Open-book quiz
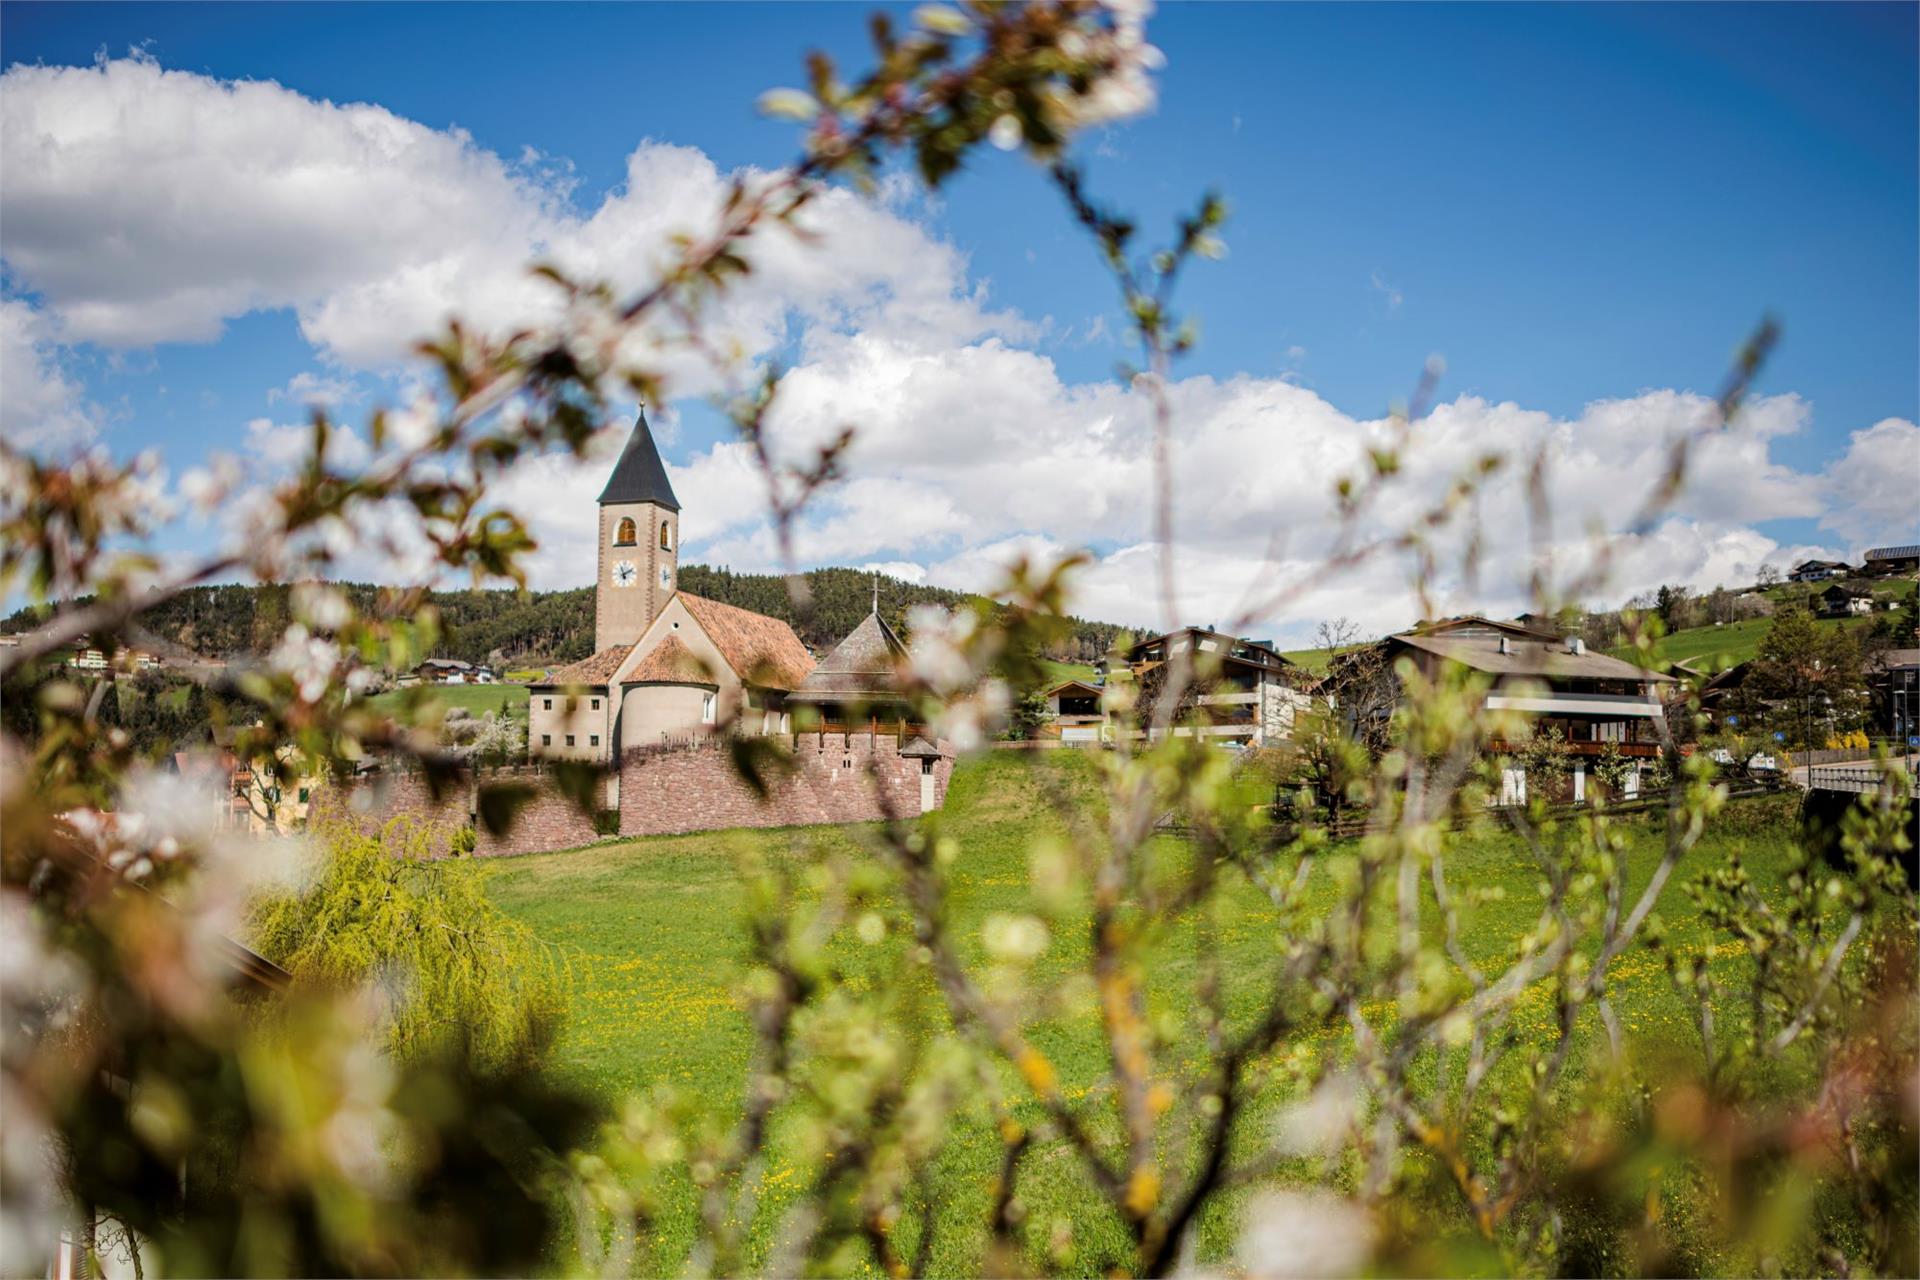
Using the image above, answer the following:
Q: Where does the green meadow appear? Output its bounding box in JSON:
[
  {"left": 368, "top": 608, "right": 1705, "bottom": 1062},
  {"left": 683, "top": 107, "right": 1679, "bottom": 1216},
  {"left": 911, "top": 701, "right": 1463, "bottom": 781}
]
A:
[
  {"left": 365, "top": 682, "right": 531, "bottom": 723},
  {"left": 480, "top": 752, "right": 1832, "bottom": 1273}
]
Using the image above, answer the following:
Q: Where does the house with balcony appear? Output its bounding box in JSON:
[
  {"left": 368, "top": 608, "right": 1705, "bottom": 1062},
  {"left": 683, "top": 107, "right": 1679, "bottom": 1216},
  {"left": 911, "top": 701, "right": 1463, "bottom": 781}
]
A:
[
  {"left": 1789, "top": 559, "right": 1853, "bottom": 583},
  {"left": 411, "top": 658, "right": 497, "bottom": 685},
  {"left": 1867, "top": 648, "right": 1919, "bottom": 742},
  {"left": 1811, "top": 583, "right": 1874, "bottom": 618},
  {"left": 1120, "top": 627, "right": 1310, "bottom": 749},
  {"left": 1371, "top": 617, "right": 1673, "bottom": 802},
  {"left": 1037, "top": 678, "right": 1108, "bottom": 745}
]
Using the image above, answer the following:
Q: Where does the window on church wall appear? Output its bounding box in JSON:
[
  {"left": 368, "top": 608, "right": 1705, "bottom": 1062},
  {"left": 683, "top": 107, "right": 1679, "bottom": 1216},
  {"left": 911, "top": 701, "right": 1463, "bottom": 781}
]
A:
[
  {"left": 614, "top": 517, "right": 637, "bottom": 546},
  {"left": 659, "top": 521, "right": 672, "bottom": 551}
]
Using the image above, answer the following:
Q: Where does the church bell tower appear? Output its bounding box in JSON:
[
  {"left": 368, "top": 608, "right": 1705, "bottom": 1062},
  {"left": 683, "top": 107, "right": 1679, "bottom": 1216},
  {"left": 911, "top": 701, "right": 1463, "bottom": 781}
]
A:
[{"left": 595, "top": 409, "right": 680, "bottom": 652}]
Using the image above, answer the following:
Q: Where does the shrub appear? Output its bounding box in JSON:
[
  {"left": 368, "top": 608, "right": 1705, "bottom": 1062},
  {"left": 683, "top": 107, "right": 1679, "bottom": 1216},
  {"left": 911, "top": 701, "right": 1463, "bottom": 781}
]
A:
[{"left": 249, "top": 822, "right": 564, "bottom": 1067}]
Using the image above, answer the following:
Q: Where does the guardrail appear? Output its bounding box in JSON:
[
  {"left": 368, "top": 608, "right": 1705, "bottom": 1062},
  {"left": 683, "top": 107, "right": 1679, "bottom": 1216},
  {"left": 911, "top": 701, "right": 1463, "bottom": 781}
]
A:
[{"left": 1806, "top": 765, "right": 1900, "bottom": 795}]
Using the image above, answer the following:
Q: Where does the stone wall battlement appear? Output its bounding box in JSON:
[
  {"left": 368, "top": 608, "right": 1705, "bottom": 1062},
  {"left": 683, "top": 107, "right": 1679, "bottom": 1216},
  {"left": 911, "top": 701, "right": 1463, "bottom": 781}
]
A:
[{"left": 311, "top": 732, "right": 955, "bottom": 857}]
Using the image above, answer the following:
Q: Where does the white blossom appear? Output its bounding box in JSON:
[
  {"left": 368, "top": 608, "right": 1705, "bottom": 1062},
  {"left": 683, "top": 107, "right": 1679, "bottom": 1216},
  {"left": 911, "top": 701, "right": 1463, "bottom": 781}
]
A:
[
  {"left": 269, "top": 622, "right": 344, "bottom": 703},
  {"left": 1272, "top": 1072, "right": 1361, "bottom": 1156},
  {"left": 1237, "top": 1189, "right": 1374, "bottom": 1279}
]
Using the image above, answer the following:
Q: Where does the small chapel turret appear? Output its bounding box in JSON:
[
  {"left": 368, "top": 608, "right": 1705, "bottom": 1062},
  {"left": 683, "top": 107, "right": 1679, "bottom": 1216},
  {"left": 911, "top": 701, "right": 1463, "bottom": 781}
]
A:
[{"left": 595, "top": 409, "right": 680, "bottom": 652}]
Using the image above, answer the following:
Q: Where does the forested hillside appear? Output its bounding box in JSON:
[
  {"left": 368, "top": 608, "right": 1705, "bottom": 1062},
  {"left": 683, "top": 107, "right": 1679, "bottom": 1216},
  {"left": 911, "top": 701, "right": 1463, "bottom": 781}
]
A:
[
  {"left": 1, "top": 582, "right": 597, "bottom": 667},
  {"left": 677, "top": 565, "right": 1123, "bottom": 660},
  {"left": 1, "top": 566, "right": 1126, "bottom": 667}
]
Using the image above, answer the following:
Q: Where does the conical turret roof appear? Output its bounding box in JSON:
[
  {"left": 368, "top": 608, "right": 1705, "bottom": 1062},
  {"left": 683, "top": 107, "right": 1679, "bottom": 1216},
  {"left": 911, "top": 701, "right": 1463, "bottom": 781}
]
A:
[
  {"left": 791, "top": 610, "right": 910, "bottom": 704},
  {"left": 597, "top": 409, "right": 680, "bottom": 510}
]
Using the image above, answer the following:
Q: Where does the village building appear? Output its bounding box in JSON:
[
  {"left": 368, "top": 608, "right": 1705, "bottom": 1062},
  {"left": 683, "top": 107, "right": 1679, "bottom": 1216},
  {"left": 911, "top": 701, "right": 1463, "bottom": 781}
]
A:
[
  {"left": 528, "top": 412, "right": 818, "bottom": 764},
  {"left": 530, "top": 590, "right": 815, "bottom": 762},
  {"left": 406, "top": 658, "right": 497, "bottom": 685},
  {"left": 377, "top": 407, "right": 958, "bottom": 843},
  {"left": 1039, "top": 678, "right": 1108, "bottom": 745},
  {"left": 785, "top": 604, "right": 913, "bottom": 730},
  {"left": 1862, "top": 544, "right": 1920, "bottom": 577},
  {"left": 1789, "top": 558, "right": 1853, "bottom": 583},
  {"left": 1810, "top": 583, "right": 1875, "bottom": 618},
  {"left": 1360, "top": 616, "right": 1673, "bottom": 804},
  {"left": 1120, "top": 627, "right": 1310, "bottom": 749},
  {"left": 1867, "top": 648, "right": 1918, "bottom": 742}
]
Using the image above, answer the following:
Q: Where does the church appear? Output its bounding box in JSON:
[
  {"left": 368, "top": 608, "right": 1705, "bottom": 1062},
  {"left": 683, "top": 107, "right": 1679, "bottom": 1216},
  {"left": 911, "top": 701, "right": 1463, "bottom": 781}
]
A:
[{"left": 524, "top": 411, "right": 955, "bottom": 821}]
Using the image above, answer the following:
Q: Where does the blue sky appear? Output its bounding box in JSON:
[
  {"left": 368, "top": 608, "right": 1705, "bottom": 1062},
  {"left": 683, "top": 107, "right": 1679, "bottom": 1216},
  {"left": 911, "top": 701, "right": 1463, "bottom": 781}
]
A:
[{"left": 3, "top": 2, "right": 1915, "bottom": 636}]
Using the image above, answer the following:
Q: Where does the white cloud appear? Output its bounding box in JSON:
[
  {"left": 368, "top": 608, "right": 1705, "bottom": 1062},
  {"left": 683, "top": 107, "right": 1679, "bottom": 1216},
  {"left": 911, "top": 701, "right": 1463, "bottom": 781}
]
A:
[
  {"left": 642, "top": 338, "right": 1885, "bottom": 642},
  {"left": 1819, "top": 417, "right": 1920, "bottom": 547},
  {"left": 268, "top": 371, "right": 363, "bottom": 408},
  {"left": 243, "top": 416, "right": 370, "bottom": 470},
  {"left": 0, "top": 56, "right": 1017, "bottom": 391},
  {"left": 0, "top": 298, "right": 99, "bottom": 447},
  {"left": 860, "top": 561, "right": 928, "bottom": 585}
]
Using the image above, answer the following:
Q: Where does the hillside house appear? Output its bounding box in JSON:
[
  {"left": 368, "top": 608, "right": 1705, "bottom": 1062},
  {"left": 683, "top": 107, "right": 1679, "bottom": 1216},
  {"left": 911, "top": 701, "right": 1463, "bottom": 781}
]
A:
[
  {"left": 1811, "top": 584, "right": 1874, "bottom": 618},
  {"left": 1693, "top": 660, "right": 1755, "bottom": 731},
  {"left": 1367, "top": 617, "right": 1673, "bottom": 802},
  {"left": 1040, "top": 678, "right": 1108, "bottom": 744},
  {"left": 1863, "top": 544, "right": 1920, "bottom": 576},
  {"left": 1123, "top": 627, "right": 1310, "bottom": 749},
  {"left": 1790, "top": 559, "right": 1853, "bottom": 583},
  {"left": 411, "top": 658, "right": 496, "bottom": 685}
]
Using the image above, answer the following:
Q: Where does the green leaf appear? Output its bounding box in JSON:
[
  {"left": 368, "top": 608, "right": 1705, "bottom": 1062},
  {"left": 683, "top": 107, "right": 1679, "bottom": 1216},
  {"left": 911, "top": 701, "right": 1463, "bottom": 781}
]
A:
[{"left": 477, "top": 780, "right": 538, "bottom": 836}]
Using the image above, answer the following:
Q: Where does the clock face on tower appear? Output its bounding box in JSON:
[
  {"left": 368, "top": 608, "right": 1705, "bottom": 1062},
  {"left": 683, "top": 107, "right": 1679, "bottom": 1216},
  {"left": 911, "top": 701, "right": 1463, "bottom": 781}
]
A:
[
  {"left": 612, "top": 559, "right": 636, "bottom": 588},
  {"left": 658, "top": 565, "right": 672, "bottom": 590}
]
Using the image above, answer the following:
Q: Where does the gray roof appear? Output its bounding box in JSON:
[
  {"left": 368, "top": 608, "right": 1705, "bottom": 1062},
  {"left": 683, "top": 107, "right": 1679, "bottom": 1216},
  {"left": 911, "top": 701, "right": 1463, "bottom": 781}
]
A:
[
  {"left": 789, "top": 611, "right": 909, "bottom": 704},
  {"left": 1390, "top": 632, "right": 1673, "bottom": 683},
  {"left": 597, "top": 410, "right": 680, "bottom": 510},
  {"left": 1865, "top": 545, "right": 1919, "bottom": 561},
  {"left": 898, "top": 736, "right": 943, "bottom": 758}
]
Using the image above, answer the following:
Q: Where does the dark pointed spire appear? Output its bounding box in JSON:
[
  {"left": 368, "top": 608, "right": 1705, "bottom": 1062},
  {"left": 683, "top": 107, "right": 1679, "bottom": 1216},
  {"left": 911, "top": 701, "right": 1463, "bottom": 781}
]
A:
[{"left": 597, "top": 408, "right": 681, "bottom": 510}]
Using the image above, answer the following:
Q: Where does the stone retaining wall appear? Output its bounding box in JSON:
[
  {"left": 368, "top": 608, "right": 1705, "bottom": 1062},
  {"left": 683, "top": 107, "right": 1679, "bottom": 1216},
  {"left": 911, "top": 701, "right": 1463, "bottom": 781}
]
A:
[
  {"left": 309, "top": 765, "right": 606, "bottom": 859},
  {"left": 310, "top": 733, "right": 955, "bottom": 857},
  {"left": 619, "top": 732, "right": 952, "bottom": 839}
]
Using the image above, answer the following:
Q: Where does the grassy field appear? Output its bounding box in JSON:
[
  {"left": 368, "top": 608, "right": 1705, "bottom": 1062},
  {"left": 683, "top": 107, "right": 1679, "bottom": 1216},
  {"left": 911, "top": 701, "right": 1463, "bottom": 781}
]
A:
[
  {"left": 482, "top": 752, "right": 1829, "bottom": 1273},
  {"left": 1617, "top": 612, "right": 1884, "bottom": 671},
  {"left": 365, "top": 682, "right": 530, "bottom": 723}
]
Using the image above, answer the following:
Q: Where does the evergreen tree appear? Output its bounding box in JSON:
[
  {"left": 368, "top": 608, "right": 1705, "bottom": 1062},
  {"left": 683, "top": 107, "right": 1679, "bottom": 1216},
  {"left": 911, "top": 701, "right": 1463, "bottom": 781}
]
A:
[{"left": 1743, "top": 606, "right": 1866, "bottom": 748}]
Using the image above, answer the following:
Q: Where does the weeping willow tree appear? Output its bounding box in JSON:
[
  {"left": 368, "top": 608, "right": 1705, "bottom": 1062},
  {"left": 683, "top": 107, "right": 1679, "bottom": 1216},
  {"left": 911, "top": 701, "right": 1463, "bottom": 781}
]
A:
[{"left": 249, "top": 819, "right": 566, "bottom": 1067}]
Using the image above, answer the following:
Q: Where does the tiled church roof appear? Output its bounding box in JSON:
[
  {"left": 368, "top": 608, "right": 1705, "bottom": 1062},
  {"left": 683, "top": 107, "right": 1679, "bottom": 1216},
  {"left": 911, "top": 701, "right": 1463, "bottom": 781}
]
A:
[
  {"left": 677, "top": 593, "right": 815, "bottom": 691},
  {"left": 540, "top": 644, "right": 633, "bottom": 687},
  {"left": 626, "top": 635, "right": 714, "bottom": 685},
  {"left": 789, "top": 611, "right": 909, "bottom": 704}
]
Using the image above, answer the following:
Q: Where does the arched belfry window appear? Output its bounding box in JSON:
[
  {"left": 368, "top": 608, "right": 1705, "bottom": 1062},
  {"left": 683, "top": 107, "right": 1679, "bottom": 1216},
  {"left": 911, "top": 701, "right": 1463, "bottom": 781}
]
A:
[
  {"left": 659, "top": 521, "right": 672, "bottom": 551},
  {"left": 614, "top": 517, "right": 637, "bottom": 546}
]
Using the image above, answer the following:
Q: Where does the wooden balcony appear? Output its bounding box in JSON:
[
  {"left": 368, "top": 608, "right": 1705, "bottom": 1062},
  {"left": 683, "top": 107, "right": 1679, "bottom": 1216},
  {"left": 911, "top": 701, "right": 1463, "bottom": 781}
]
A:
[{"left": 1487, "top": 738, "right": 1660, "bottom": 759}]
